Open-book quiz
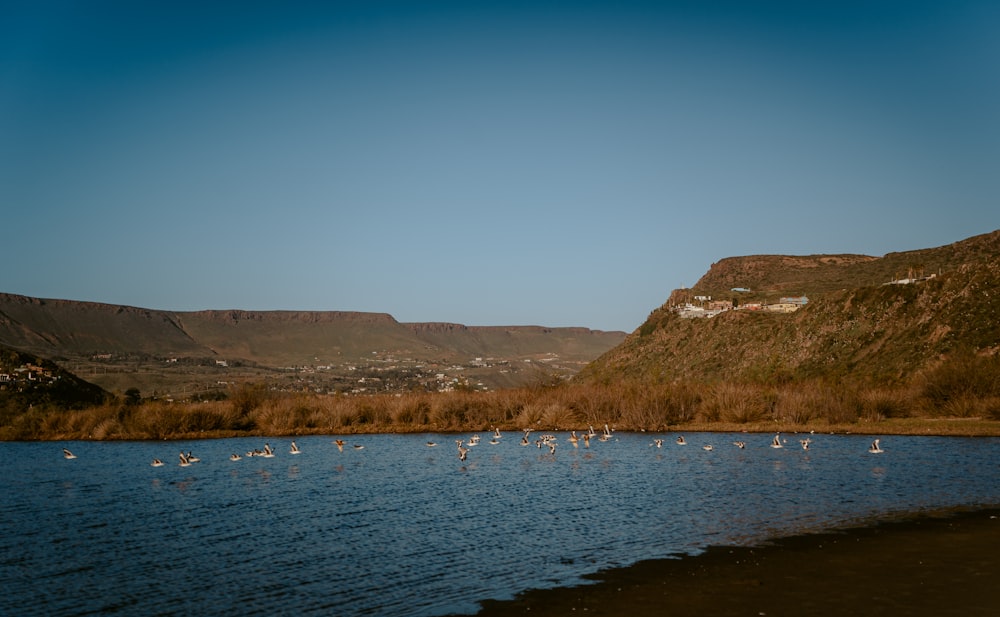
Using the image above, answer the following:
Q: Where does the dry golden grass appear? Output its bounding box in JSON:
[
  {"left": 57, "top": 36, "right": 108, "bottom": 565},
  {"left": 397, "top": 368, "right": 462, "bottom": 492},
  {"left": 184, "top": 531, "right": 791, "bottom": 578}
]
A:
[{"left": 4, "top": 373, "right": 1000, "bottom": 440}]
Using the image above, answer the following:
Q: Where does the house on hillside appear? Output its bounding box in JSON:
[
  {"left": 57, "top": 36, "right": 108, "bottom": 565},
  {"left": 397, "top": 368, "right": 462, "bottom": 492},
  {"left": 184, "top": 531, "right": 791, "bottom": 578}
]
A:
[
  {"left": 706, "top": 299, "right": 733, "bottom": 312},
  {"left": 779, "top": 296, "right": 809, "bottom": 305},
  {"left": 765, "top": 303, "right": 800, "bottom": 313},
  {"left": 676, "top": 303, "right": 726, "bottom": 319},
  {"left": 765, "top": 296, "right": 808, "bottom": 313}
]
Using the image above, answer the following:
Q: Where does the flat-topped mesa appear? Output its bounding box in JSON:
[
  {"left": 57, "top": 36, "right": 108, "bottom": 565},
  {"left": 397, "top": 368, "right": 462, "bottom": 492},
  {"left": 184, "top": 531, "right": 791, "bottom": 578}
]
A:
[
  {"left": 184, "top": 309, "right": 399, "bottom": 326},
  {"left": 465, "top": 325, "right": 613, "bottom": 336},
  {"left": 405, "top": 322, "right": 470, "bottom": 334},
  {"left": 405, "top": 323, "right": 621, "bottom": 336},
  {"left": 689, "top": 253, "right": 877, "bottom": 297},
  {"left": 678, "top": 230, "right": 1000, "bottom": 303}
]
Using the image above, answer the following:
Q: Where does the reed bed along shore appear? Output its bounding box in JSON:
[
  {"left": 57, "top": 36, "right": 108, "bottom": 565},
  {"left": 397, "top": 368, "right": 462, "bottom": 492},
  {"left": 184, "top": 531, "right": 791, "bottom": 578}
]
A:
[{"left": 4, "top": 376, "right": 1000, "bottom": 441}]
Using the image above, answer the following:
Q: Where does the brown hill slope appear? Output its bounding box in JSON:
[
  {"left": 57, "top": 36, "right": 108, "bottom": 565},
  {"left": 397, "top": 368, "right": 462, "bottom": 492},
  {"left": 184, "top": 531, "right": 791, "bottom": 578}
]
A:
[
  {"left": 0, "top": 295, "right": 625, "bottom": 397},
  {"left": 0, "top": 294, "right": 205, "bottom": 357},
  {"left": 582, "top": 230, "right": 1000, "bottom": 385}
]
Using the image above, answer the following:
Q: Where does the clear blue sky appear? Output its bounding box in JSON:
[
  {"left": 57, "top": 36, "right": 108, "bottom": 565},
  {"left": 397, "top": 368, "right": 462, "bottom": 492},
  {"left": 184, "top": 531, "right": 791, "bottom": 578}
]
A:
[{"left": 2, "top": 1, "right": 998, "bottom": 332}]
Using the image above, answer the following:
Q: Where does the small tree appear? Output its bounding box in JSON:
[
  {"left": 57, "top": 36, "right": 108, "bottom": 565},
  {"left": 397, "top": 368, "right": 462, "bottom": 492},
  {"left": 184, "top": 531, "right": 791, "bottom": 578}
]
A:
[{"left": 124, "top": 388, "right": 142, "bottom": 406}]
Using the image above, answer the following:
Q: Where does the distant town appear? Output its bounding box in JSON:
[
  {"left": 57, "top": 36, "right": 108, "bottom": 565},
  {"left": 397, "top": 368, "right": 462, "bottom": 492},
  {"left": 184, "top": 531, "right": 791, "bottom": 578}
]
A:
[
  {"left": 72, "top": 349, "right": 582, "bottom": 401},
  {"left": 0, "top": 362, "right": 62, "bottom": 393}
]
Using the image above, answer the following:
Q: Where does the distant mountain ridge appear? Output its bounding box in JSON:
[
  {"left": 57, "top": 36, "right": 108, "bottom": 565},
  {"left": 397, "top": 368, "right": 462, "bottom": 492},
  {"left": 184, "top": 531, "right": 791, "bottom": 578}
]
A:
[{"left": 0, "top": 294, "right": 626, "bottom": 397}]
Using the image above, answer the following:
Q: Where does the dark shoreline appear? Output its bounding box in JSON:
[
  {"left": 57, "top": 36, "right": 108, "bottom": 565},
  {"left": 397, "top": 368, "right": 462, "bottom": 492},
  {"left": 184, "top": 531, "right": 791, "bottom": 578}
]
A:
[{"left": 458, "top": 507, "right": 1000, "bottom": 617}]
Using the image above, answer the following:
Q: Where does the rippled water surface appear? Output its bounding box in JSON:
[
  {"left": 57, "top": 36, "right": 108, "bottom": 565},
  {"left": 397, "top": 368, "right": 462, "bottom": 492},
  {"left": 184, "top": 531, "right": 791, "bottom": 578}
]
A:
[{"left": 2, "top": 432, "right": 999, "bottom": 616}]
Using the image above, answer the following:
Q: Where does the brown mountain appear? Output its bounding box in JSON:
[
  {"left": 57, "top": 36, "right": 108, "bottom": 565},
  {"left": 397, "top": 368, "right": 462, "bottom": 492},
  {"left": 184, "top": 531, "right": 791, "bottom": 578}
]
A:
[
  {"left": 581, "top": 230, "right": 1000, "bottom": 385},
  {"left": 0, "top": 294, "right": 626, "bottom": 398}
]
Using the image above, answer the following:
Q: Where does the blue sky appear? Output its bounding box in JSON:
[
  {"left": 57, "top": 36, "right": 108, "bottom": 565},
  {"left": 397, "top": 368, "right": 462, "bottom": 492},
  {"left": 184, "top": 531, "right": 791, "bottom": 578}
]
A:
[{"left": 2, "top": 1, "right": 998, "bottom": 332}]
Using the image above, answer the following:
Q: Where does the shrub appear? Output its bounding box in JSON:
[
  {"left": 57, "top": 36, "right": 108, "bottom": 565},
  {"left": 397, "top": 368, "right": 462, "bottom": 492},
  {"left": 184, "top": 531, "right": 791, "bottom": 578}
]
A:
[
  {"left": 700, "top": 382, "right": 768, "bottom": 423},
  {"left": 917, "top": 352, "right": 1000, "bottom": 413},
  {"left": 230, "top": 383, "right": 271, "bottom": 416},
  {"left": 393, "top": 397, "right": 431, "bottom": 425},
  {"left": 857, "top": 387, "right": 911, "bottom": 421},
  {"left": 772, "top": 382, "right": 856, "bottom": 424},
  {"left": 540, "top": 402, "right": 579, "bottom": 429},
  {"left": 514, "top": 402, "right": 545, "bottom": 429},
  {"left": 429, "top": 395, "right": 469, "bottom": 429}
]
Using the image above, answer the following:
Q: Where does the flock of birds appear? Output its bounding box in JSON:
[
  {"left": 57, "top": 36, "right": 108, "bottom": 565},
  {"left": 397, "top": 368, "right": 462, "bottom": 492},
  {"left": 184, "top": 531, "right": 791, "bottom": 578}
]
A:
[
  {"left": 59, "top": 428, "right": 886, "bottom": 465},
  {"left": 434, "top": 425, "right": 887, "bottom": 462},
  {"left": 62, "top": 440, "right": 308, "bottom": 467}
]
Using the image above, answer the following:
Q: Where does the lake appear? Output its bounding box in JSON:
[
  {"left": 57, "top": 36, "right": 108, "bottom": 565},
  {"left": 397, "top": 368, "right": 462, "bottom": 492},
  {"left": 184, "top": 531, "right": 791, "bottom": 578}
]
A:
[{"left": 2, "top": 431, "right": 998, "bottom": 616}]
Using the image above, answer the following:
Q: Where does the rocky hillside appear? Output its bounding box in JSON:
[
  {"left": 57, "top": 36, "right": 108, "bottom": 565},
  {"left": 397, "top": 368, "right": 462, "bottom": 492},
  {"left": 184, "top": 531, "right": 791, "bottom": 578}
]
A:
[
  {"left": 0, "top": 295, "right": 625, "bottom": 398},
  {"left": 581, "top": 230, "right": 1000, "bottom": 385}
]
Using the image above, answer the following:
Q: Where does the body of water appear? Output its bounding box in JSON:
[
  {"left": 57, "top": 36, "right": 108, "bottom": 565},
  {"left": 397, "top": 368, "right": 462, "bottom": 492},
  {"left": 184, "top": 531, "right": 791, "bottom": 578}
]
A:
[{"left": 2, "top": 431, "right": 998, "bottom": 616}]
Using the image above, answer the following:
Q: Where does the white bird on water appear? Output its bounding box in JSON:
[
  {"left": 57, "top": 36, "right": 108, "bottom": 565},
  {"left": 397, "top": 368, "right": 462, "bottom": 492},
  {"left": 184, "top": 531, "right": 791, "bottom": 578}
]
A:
[
  {"left": 151, "top": 458, "right": 164, "bottom": 467},
  {"left": 869, "top": 439, "right": 884, "bottom": 454},
  {"left": 771, "top": 434, "right": 784, "bottom": 449},
  {"left": 179, "top": 452, "right": 191, "bottom": 467},
  {"left": 290, "top": 441, "right": 301, "bottom": 455},
  {"left": 62, "top": 448, "right": 76, "bottom": 460}
]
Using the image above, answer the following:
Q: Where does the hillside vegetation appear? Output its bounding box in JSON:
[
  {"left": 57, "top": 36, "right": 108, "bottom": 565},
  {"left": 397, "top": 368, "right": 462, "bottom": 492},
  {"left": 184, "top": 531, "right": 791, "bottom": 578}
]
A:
[{"left": 582, "top": 230, "right": 1000, "bottom": 387}]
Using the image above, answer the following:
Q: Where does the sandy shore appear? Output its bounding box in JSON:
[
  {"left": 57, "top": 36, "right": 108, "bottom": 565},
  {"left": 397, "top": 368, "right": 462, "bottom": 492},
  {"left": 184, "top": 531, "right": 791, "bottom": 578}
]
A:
[{"left": 460, "top": 507, "right": 1000, "bottom": 617}]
